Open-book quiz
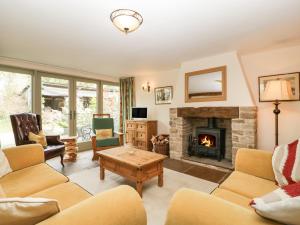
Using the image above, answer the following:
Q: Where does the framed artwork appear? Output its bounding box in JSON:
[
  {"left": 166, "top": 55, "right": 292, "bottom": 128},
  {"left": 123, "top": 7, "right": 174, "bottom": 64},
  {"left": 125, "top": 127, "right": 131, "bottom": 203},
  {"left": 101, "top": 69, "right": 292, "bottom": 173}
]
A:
[
  {"left": 258, "top": 72, "right": 300, "bottom": 102},
  {"left": 155, "top": 86, "right": 173, "bottom": 105}
]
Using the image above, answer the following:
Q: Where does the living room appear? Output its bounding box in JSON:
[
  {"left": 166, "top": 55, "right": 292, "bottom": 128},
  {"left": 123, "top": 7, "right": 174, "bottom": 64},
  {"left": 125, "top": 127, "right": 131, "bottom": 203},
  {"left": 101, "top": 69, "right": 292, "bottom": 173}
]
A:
[{"left": 0, "top": 1, "right": 300, "bottom": 225}]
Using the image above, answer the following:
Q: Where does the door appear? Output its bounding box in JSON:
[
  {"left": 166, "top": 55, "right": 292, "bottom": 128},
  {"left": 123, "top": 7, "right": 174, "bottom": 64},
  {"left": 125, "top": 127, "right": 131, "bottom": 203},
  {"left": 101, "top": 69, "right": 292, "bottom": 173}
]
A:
[
  {"left": 126, "top": 130, "right": 136, "bottom": 145},
  {"left": 41, "top": 76, "right": 70, "bottom": 135},
  {"left": 102, "top": 83, "right": 120, "bottom": 132},
  {"left": 75, "top": 81, "right": 97, "bottom": 142}
]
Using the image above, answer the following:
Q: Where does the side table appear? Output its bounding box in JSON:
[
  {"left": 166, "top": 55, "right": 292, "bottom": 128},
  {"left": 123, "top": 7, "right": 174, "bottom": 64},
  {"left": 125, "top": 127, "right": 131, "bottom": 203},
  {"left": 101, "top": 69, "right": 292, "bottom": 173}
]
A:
[{"left": 60, "top": 136, "right": 78, "bottom": 162}]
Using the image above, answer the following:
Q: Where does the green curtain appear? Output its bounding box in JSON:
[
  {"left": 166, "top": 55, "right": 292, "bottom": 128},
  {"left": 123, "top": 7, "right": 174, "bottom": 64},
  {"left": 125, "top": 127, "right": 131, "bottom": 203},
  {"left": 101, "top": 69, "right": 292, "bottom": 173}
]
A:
[{"left": 119, "top": 77, "right": 135, "bottom": 133}]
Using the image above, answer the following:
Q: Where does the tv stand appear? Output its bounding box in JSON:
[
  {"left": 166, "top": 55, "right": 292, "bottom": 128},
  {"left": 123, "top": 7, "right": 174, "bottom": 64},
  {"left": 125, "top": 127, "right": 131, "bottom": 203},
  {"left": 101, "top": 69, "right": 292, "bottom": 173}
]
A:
[{"left": 126, "top": 120, "right": 157, "bottom": 151}]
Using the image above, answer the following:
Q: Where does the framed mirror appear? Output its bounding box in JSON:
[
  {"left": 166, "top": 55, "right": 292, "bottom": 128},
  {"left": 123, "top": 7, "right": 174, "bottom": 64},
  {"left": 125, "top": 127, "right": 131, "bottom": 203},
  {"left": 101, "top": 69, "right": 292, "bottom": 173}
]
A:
[{"left": 185, "top": 66, "right": 227, "bottom": 102}]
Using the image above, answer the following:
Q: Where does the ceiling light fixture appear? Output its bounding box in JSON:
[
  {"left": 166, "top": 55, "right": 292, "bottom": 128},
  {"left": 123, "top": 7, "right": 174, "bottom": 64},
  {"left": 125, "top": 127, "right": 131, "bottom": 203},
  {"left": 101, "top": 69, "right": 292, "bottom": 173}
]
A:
[{"left": 110, "top": 9, "right": 143, "bottom": 34}]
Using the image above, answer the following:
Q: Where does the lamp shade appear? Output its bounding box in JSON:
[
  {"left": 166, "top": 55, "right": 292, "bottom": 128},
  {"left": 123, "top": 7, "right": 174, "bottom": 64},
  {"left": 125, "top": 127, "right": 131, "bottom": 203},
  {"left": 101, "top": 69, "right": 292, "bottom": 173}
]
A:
[
  {"left": 110, "top": 9, "right": 143, "bottom": 34},
  {"left": 263, "top": 79, "right": 293, "bottom": 101}
]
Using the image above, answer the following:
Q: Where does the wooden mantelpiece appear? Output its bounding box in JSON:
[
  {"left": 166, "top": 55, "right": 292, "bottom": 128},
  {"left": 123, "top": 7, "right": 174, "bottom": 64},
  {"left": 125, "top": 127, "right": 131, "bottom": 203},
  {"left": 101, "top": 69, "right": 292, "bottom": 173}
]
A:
[{"left": 177, "top": 107, "right": 239, "bottom": 119}]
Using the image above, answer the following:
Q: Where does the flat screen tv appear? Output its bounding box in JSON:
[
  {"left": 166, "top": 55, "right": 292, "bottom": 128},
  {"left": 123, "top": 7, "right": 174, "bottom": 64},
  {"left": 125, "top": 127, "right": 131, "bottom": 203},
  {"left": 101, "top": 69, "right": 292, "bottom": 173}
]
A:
[{"left": 132, "top": 107, "right": 147, "bottom": 119}]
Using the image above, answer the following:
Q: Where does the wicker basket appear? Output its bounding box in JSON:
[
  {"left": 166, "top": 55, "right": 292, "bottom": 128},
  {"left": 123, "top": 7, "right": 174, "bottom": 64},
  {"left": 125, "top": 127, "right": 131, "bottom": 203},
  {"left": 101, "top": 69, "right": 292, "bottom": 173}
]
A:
[
  {"left": 154, "top": 144, "right": 169, "bottom": 156},
  {"left": 152, "top": 134, "right": 169, "bottom": 156}
]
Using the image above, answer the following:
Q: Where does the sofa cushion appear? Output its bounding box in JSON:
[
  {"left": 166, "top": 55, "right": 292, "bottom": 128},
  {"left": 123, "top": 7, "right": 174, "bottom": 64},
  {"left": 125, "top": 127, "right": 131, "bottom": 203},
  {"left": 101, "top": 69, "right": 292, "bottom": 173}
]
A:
[
  {"left": 212, "top": 188, "right": 251, "bottom": 209},
  {"left": 96, "top": 129, "right": 113, "bottom": 140},
  {"left": 29, "top": 131, "right": 48, "bottom": 147},
  {"left": 30, "top": 182, "right": 91, "bottom": 210},
  {"left": 0, "top": 163, "right": 68, "bottom": 197},
  {"left": 0, "top": 197, "right": 60, "bottom": 225},
  {"left": 96, "top": 137, "right": 119, "bottom": 147},
  {"left": 0, "top": 184, "right": 6, "bottom": 197},
  {"left": 219, "top": 171, "right": 278, "bottom": 199}
]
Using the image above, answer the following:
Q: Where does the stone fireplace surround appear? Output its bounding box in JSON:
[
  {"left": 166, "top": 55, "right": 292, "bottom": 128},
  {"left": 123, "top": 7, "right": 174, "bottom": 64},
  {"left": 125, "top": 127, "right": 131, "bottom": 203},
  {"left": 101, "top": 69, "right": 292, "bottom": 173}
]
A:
[{"left": 169, "top": 107, "right": 257, "bottom": 165}]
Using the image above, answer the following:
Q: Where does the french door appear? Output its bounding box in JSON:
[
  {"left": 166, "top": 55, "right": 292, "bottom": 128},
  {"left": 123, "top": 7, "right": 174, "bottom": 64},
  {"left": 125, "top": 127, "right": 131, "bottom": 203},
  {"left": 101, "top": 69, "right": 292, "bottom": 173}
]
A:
[
  {"left": 0, "top": 65, "right": 119, "bottom": 150},
  {"left": 75, "top": 81, "right": 98, "bottom": 142},
  {"left": 39, "top": 73, "right": 100, "bottom": 148},
  {"left": 41, "top": 76, "right": 70, "bottom": 136}
]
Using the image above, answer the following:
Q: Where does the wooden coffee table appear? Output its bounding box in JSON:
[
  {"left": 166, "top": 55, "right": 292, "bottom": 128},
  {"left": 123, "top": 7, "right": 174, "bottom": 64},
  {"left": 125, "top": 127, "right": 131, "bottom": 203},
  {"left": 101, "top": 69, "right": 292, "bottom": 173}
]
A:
[{"left": 98, "top": 147, "right": 167, "bottom": 197}]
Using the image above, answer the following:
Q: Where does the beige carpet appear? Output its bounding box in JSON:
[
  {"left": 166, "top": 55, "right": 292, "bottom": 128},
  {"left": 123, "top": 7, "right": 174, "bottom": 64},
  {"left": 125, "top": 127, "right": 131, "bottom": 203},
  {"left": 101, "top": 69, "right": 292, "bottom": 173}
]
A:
[{"left": 68, "top": 167, "right": 218, "bottom": 225}]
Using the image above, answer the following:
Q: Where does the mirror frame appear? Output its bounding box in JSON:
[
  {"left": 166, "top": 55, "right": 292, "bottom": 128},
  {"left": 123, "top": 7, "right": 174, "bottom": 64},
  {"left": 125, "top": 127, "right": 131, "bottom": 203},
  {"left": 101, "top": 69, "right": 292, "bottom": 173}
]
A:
[{"left": 185, "top": 65, "right": 227, "bottom": 102}]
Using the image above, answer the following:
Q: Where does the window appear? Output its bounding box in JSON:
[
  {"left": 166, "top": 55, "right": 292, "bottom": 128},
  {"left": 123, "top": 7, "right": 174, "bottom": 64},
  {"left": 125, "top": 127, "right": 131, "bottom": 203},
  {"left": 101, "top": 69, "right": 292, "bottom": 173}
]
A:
[
  {"left": 103, "top": 84, "right": 120, "bottom": 132},
  {"left": 0, "top": 69, "right": 32, "bottom": 147}
]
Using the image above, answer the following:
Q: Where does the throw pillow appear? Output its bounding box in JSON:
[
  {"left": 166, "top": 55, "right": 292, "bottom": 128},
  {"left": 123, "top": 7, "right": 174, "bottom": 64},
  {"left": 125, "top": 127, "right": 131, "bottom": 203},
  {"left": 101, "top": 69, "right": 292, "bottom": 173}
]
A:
[
  {"left": 96, "top": 129, "right": 113, "bottom": 140},
  {"left": 272, "top": 138, "right": 300, "bottom": 187},
  {"left": 250, "top": 182, "right": 300, "bottom": 225},
  {"left": 0, "top": 197, "right": 60, "bottom": 225},
  {"left": 28, "top": 130, "right": 47, "bottom": 147},
  {"left": 0, "top": 148, "right": 12, "bottom": 178}
]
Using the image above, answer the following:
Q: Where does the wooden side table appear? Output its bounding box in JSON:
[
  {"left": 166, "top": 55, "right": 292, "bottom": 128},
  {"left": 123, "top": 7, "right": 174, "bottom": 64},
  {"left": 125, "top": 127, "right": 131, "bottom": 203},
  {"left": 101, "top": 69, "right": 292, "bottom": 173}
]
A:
[{"left": 60, "top": 136, "right": 78, "bottom": 162}]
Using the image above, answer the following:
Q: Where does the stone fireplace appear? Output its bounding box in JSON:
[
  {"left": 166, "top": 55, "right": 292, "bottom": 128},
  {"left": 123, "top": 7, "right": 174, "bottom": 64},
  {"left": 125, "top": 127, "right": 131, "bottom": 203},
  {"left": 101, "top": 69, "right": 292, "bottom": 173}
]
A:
[{"left": 169, "top": 107, "right": 257, "bottom": 167}]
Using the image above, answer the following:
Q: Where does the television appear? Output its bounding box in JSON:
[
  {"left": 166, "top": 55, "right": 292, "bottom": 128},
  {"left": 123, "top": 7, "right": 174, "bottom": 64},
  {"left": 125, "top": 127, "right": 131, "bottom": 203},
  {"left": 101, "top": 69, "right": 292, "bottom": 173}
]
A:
[{"left": 132, "top": 107, "right": 147, "bottom": 119}]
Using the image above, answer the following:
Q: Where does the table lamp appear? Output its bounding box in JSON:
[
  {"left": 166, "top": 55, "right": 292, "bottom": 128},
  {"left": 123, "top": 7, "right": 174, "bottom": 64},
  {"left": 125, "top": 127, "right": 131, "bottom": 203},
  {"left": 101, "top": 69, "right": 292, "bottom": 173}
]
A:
[{"left": 263, "top": 79, "right": 293, "bottom": 145}]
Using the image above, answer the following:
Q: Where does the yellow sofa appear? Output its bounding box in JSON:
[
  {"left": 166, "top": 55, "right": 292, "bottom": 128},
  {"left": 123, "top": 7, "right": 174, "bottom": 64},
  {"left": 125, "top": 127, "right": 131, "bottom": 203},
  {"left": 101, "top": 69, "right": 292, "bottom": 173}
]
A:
[
  {"left": 0, "top": 144, "right": 146, "bottom": 225},
  {"left": 165, "top": 148, "right": 281, "bottom": 225}
]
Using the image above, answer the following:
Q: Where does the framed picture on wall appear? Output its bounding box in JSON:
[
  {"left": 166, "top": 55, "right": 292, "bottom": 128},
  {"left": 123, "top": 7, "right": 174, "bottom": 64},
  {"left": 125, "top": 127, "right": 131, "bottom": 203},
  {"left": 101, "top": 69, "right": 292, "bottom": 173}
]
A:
[
  {"left": 258, "top": 72, "right": 300, "bottom": 102},
  {"left": 155, "top": 86, "right": 173, "bottom": 105}
]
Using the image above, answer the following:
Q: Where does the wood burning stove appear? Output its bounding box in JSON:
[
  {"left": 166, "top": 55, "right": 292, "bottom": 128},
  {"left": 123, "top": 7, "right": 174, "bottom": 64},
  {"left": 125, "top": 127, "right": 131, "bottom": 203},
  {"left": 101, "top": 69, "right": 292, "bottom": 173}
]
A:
[{"left": 188, "top": 118, "right": 225, "bottom": 161}]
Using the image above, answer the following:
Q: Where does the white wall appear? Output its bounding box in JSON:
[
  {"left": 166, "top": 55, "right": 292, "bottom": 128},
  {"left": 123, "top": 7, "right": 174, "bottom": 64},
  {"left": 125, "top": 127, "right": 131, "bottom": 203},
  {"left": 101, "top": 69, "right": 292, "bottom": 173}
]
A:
[
  {"left": 135, "top": 51, "right": 254, "bottom": 134},
  {"left": 240, "top": 44, "right": 300, "bottom": 150},
  {"left": 178, "top": 52, "right": 254, "bottom": 107},
  {"left": 135, "top": 69, "right": 180, "bottom": 134},
  {"left": 136, "top": 45, "right": 300, "bottom": 151}
]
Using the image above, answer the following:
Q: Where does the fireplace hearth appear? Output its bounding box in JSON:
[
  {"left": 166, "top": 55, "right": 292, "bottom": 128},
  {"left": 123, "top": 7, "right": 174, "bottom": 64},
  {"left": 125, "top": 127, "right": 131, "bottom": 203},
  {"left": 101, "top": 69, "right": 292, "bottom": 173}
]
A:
[{"left": 188, "top": 118, "right": 225, "bottom": 161}]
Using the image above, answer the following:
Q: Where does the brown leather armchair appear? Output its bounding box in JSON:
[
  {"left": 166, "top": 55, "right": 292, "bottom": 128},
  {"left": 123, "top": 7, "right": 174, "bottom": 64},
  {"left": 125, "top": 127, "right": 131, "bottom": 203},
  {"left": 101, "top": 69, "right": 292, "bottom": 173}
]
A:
[{"left": 10, "top": 113, "right": 65, "bottom": 166}]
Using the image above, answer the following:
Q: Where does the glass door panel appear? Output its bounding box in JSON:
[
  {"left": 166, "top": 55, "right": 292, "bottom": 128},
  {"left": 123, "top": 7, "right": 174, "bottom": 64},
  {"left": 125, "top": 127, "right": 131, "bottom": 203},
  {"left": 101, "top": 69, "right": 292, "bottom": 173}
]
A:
[
  {"left": 103, "top": 84, "right": 120, "bottom": 132},
  {"left": 76, "top": 81, "right": 97, "bottom": 142},
  {"left": 0, "top": 69, "right": 32, "bottom": 147},
  {"left": 41, "top": 77, "right": 70, "bottom": 135}
]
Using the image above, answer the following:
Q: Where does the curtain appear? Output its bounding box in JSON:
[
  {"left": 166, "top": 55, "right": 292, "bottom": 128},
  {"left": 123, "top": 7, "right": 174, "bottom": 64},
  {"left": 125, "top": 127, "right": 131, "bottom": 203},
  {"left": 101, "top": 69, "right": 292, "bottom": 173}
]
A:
[{"left": 119, "top": 77, "right": 135, "bottom": 133}]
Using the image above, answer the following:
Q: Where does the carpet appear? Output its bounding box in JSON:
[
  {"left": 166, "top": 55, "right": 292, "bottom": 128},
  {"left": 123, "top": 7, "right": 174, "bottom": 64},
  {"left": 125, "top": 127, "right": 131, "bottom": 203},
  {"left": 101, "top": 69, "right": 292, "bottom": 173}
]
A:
[{"left": 68, "top": 167, "right": 218, "bottom": 225}]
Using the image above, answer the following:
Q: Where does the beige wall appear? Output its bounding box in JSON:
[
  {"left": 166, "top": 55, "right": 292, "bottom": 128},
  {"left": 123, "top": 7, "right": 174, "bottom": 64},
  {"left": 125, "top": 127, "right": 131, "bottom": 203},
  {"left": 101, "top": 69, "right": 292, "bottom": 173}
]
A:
[
  {"left": 135, "top": 45, "right": 300, "bottom": 151},
  {"left": 135, "top": 51, "right": 254, "bottom": 134},
  {"left": 240, "top": 44, "right": 300, "bottom": 150}
]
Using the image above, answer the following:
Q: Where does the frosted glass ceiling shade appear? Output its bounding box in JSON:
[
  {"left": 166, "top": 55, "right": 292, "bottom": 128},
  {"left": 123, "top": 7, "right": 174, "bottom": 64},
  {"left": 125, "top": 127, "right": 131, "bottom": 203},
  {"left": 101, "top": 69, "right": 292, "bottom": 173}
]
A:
[
  {"left": 263, "top": 79, "right": 293, "bottom": 101},
  {"left": 110, "top": 9, "right": 143, "bottom": 34}
]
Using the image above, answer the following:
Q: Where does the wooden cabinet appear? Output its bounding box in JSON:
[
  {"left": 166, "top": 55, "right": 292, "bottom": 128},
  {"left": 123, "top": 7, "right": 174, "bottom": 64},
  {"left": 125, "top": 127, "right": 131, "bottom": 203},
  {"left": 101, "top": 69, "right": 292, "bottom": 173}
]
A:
[{"left": 126, "top": 120, "right": 157, "bottom": 151}]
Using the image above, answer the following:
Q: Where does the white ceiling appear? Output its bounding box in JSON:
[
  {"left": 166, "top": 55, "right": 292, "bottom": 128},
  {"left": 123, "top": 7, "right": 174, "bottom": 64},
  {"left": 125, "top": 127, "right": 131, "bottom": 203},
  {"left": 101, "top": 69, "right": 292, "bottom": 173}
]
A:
[{"left": 0, "top": 0, "right": 300, "bottom": 77}]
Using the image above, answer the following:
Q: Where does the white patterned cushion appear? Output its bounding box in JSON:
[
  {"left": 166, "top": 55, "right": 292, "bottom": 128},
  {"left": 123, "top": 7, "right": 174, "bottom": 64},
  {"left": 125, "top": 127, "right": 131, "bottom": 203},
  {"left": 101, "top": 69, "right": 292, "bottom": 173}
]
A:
[
  {"left": 272, "top": 139, "right": 300, "bottom": 186},
  {"left": 250, "top": 182, "right": 300, "bottom": 225}
]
